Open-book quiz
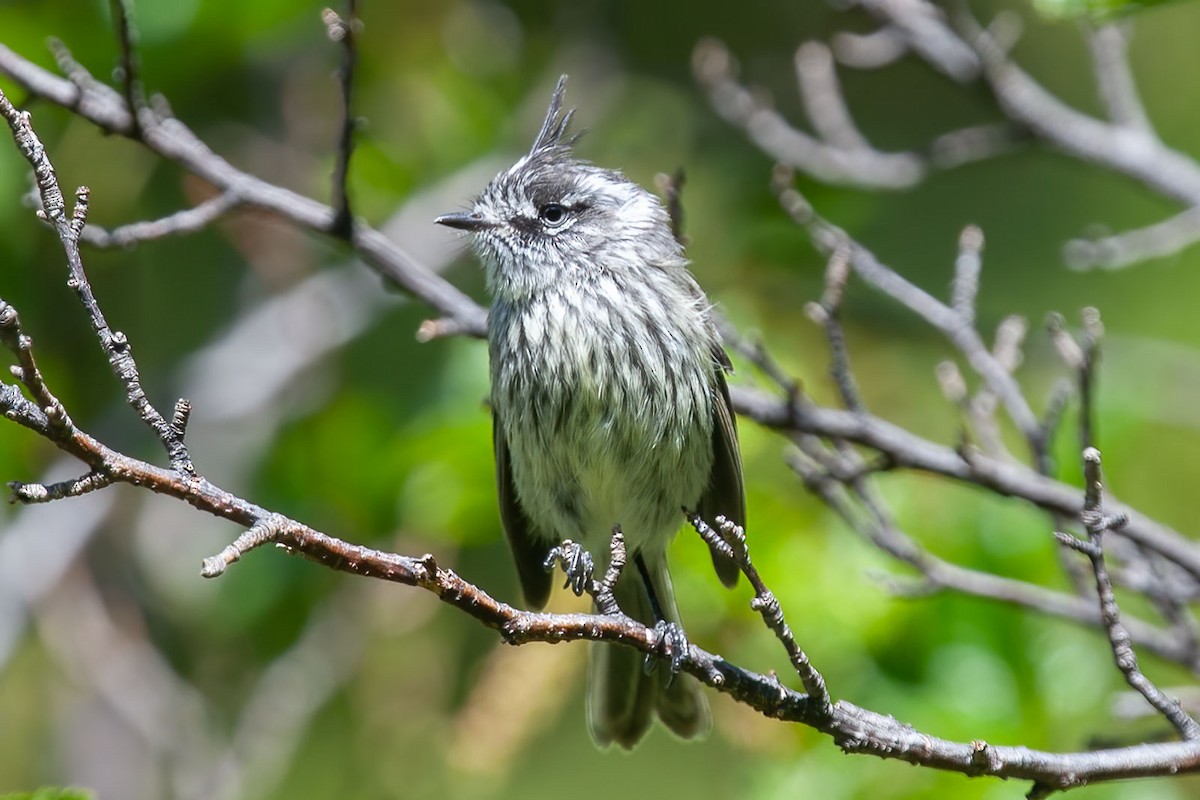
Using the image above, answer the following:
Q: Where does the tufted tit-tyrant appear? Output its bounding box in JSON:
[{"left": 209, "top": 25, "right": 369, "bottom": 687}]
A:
[{"left": 436, "top": 76, "right": 745, "bottom": 749}]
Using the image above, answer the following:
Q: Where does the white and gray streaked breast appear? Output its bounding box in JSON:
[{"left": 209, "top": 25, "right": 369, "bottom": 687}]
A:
[{"left": 488, "top": 266, "right": 719, "bottom": 550}]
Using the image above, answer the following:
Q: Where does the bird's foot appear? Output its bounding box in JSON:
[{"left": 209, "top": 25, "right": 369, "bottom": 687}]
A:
[
  {"left": 644, "top": 620, "right": 689, "bottom": 684},
  {"left": 543, "top": 539, "right": 594, "bottom": 596}
]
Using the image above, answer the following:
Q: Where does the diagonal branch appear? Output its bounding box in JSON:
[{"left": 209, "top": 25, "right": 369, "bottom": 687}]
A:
[{"left": 0, "top": 42, "right": 489, "bottom": 339}]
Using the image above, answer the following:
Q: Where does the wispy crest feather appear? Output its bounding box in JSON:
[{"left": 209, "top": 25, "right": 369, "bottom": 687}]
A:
[{"left": 529, "top": 74, "right": 578, "bottom": 154}]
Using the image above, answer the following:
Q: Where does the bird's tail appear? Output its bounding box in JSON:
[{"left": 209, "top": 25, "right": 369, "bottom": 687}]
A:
[{"left": 586, "top": 557, "right": 711, "bottom": 748}]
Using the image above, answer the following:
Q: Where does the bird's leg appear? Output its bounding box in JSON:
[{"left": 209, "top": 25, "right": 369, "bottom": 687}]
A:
[
  {"left": 636, "top": 553, "right": 689, "bottom": 681},
  {"left": 543, "top": 539, "right": 594, "bottom": 596}
]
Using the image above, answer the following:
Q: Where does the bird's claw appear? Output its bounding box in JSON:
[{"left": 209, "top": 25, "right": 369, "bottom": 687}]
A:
[
  {"left": 643, "top": 620, "right": 689, "bottom": 684},
  {"left": 543, "top": 539, "right": 594, "bottom": 596}
]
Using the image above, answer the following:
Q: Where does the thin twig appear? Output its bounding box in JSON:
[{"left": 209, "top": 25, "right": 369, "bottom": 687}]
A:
[
  {"left": 831, "top": 26, "right": 909, "bottom": 70},
  {"left": 690, "top": 512, "right": 832, "bottom": 714},
  {"left": 692, "top": 38, "right": 926, "bottom": 190},
  {"left": 1137, "top": 543, "right": 1200, "bottom": 663},
  {"left": 109, "top": 0, "right": 145, "bottom": 138},
  {"left": 951, "top": 225, "right": 984, "bottom": 327},
  {"left": 0, "top": 42, "right": 489, "bottom": 338},
  {"left": 655, "top": 168, "right": 688, "bottom": 246},
  {"left": 0, "top": 299, "right": 73, "bottom": 436},
  {"left": 1064, "top": 207, "right": 1200, "bottom": 271},
  {"left": 322, "top": 2, "right": 359, "bottom": 239},
  {"left": 784, "top": 446, "right": 1196, "bottom": 668},
  {"left": 1078, "top": 307, "right": 1103, "bottom": 452},
  {"left": 18, "top": 27, "right": 1191, "bottom": 599},
  {"left": 0, "top": 89, "right": 194, "bottom": 475},
  {"left": 958, "top": 10, "right": 1200, "bottom": 207},
  {"left": 1086, "top": 23, "right": 1153, "bottom": 134},
  {"left": 728, "top": 382, "right": 1200, "bottom": 583},
  {"left": 927, "top": 122, "right": 1029, "bottom": 169},
  {"left": 80, "top": 192, "right": 240, "bottom": 248},
  {"left": 10, "top": 470, "right": 114, "bottom": 503},
  {"left": 854, "top": 0, "right": 981, "bottom": 82},
  {"left": 773, "top": 168, "right": 1042, "bottom": 443},
  {"left": 795, "top": 41, "right": 869, "bottom": 151},
  {"left": 201, "top": 514, "right": 297, "bottom": 578},
  {"left": 1056, "top": 449, "right": 1200, "bottom": 740},
  {"left": 805, "top": 246, "right": 863, "bottom": 413}
]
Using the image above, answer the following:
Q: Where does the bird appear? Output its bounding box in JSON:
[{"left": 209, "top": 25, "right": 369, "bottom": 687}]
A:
[{"left": 436, "top": 75, "right": 744, "bottom": 749}]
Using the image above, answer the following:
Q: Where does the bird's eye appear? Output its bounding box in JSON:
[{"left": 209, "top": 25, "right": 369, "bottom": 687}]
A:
[{"left": 538, "top": 203, "right": 567, "bottom": 226}]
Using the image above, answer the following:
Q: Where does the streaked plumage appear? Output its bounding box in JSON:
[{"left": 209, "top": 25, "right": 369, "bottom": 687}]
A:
[{"left": 437, "top": 76, "right": 745, "bottom": 748}]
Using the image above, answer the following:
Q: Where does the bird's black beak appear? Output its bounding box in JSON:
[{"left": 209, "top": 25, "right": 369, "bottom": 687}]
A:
[{"left": 435, "top": 211, "right": 489, "bottom": 231}]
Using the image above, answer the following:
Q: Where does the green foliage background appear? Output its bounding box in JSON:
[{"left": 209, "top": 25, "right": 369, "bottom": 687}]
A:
[{"left": 1, "top": 1, "right": 1200, "bottom": 798}]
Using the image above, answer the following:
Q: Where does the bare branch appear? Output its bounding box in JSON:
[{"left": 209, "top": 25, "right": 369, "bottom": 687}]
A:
[
  {"left": 322, "top": 2, "right": 360, "bottom": 238},
  {"left": 201, "top": 514, "right": 297, "bottom": 578},
  {"left": 108, "top": 0, "right": 145, "bottom": 137},
  {"left": 80, "top": 192, "right": 240, "bottom": 248},
  {"left": 773, "top": 168, "right": 1042, "bottom": 441},
  {"left": 192, "top": 505, "right": 1200, "bottom": 788},
  {"left": 1036, "top": 377, "right": 1074, "bottom": 467},
  {"left": 1057, "top": 448, "right": 1200, "bottom": 740},
  {"left": 927, "top": 122, "right": 1028, "bottom": 169},
  {"left": 951, "top": 224, "right": 984, "bottom": 327},
  {"left": 1048, "top": 309, "right": 1103, "bottom": 453},
  {"left": 0, "top": 299, "right": 73, "bottom": 435},
  {"left": 717, "top": 316, "right": 801, "bottom": 406},
  {"left": 805, "top": 247, "right": 864, "bottom": 413},
  {"left": 8, "top": 380, "right": 1187, "bottom": 794},
  {"left": 795, "top": 41, "right": 869, "bottom": 152},
  {"left": 1064, "top": 207, "right": 1200, "bottom": 271},
  {"left": 0, "top": 43, "right": 489, "bottom": 339},
  {"left": 10, "top": 470, "right": 114, "bottom": 503},
  {"left": 962, "top": 314, "right": 1029, "bottom": 458},
  {"left": 783, "top": 445, "right": 1193, "bottom": 667},
  {"left": 1086, "top": 23, "right": 1153, "bottom": 134},
  {"left": 711, "top": 3, "right": 1200, "bottom": 273},
  {"left": 655, "top": 168, "right": 688, "bottom": 246},
  {"left": 1, "top": 92, "right": 194, "bottom": 474},
  {"left": 958, "top": 11, "right": 1200, "bottom": 207},
  {"left": 853, "top": 0, "right": 982, "bottom": 82},
  {"left": 693, "top": 38, "right": 926, "bottom": 190},
  {"left": 729, "top": 383, "right": 1200, "bottom": 585},
  {"left": 5, "top": 12, "right": 1200, "bottom": 792},
  {"left": 691, "top": 513, "right": 831, "bottom": 713},
  {"left": 831, "top": 26, "right": 909, "bottom": 70}
]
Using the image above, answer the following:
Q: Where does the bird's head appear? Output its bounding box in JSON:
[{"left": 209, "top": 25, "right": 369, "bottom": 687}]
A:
[{"left": 436, "top": 76, "right": 682, "bottom": 302}]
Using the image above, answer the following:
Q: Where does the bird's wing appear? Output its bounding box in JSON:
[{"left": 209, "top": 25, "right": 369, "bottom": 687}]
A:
[
  {"left": 698, "top": 346, "right": 745, "bottom": 588},
  {"left": 494, "top": 416, "right": 554, "bottom": 609}
]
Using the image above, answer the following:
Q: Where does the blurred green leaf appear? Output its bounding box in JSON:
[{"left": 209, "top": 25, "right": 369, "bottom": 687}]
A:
[
  {"left": 1033, "top": 0, "right": 1187, "bottom": 19},
  {"left": 0, "top": 789, "right": 94, "bottom": 800}
]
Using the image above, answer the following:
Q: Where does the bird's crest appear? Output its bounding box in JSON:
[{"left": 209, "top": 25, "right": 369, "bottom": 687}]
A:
[{"left": 529, "top": 75, "right": 579, "bottom": 155}]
